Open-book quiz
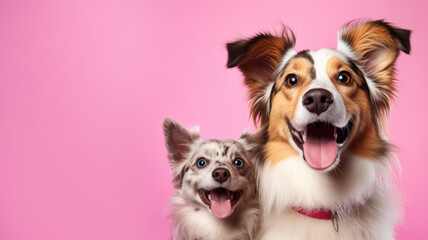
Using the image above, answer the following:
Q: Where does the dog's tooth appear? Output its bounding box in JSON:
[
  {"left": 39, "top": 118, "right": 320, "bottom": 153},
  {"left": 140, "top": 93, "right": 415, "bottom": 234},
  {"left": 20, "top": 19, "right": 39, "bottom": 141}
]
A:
[
  {"left": 302, "top": 129, "right": 307, "bottom": 142},
  {"left": 208, "top": 193, "right": 211, "bottom": 200}
]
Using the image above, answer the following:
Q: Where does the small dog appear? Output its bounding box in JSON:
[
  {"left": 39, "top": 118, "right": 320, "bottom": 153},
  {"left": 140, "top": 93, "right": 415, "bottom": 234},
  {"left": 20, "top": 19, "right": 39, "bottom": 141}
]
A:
[
  {"left": 227, "top": 20, "right": 410, "bottom": 239},
  {"left": 163, "top": 118, "right": 262, "bottom": 240}
]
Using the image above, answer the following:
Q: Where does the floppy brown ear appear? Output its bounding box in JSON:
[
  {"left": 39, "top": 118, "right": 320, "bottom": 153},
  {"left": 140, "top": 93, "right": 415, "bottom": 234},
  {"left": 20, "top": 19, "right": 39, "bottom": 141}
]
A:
[
  {"left": 163, "top": 118, "right": 200, "bottom": 188},
  {"left": 338, "top": 20, "right": 411, "bottom": 111},
  {"left": 227, "top": 32, "right": 295, "bottom": 125}
]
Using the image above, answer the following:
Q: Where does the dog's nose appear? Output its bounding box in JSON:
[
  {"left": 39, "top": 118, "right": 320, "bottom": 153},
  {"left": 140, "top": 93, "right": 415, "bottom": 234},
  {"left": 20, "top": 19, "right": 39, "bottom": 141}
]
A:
[
  {"left": 302, "top": 88, "right": 334, "bottom": 115},
  {"left": 212, "top": 168, "right": 230, "bottom": 184}
]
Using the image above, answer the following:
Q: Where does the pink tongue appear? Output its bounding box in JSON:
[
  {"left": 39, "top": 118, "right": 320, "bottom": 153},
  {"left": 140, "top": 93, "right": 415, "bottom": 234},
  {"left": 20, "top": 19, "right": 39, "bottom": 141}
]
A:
[
  {"left": 303, "top": 124, "right": 337, "bottom": 170},
  {"left": 210, "top": 189, "right": 232, "bottom": 218}
]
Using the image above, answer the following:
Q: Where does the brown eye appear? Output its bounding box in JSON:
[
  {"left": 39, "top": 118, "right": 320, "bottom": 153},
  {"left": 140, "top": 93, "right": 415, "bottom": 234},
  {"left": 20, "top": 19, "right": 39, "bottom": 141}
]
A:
[
  {"left": 285, "top": 74, "right": 299, "bottom": 87},
  {"left": 337, "top": 71, "right": 352, "bottom": 84}
]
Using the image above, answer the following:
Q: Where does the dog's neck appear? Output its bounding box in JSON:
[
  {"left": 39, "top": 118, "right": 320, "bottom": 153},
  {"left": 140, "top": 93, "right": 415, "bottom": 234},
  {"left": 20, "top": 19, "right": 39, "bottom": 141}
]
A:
[{"left": 258, "top": 124, "right": 392, "bottom": 217}]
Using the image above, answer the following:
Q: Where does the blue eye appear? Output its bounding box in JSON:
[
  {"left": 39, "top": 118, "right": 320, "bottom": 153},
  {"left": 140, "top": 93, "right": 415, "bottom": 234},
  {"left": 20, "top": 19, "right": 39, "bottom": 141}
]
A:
[
  {"left": 233, "top": 158, "right": 244, "bottom": 168},
  {"left": 197, "top": 158, "right": 207, "bottom": 168}
]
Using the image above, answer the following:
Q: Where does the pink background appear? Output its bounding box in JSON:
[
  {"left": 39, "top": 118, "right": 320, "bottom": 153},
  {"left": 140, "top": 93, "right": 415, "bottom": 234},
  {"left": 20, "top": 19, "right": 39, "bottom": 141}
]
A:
[{"left": 0, "top": 0, "right": 426, "bottom": 239}]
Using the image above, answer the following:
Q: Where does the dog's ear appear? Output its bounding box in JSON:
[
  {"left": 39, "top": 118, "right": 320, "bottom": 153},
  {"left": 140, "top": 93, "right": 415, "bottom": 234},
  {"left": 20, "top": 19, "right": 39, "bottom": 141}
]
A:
[
  {"left": 338, "top": 20, "right": 411, "bottom": 112},
  {"left": 163, "top": 118, "right": 200, "bottom": 188},
  {"left": 239, "top": 126, "right": 268, "bottom": 165},
  {"left": 227, "top": 31, "right": 295, "bottom": 125}
]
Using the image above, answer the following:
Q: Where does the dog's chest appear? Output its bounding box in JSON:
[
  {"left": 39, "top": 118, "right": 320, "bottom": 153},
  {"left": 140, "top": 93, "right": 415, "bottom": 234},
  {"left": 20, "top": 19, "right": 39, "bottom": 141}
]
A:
[{"left": 172, "top": 202, "right": 254, "bottom": 240}]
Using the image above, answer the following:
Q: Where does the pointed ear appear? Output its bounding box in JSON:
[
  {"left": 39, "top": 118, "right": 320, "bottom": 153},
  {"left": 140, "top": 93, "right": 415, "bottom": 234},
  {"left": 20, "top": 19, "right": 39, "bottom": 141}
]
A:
[
  {"left": 227, "top": 31, "right": 295, "bottom": 125},
  {"left": 163, "top": 118, "right": 200, "bottom": 187},
  {"left": 239, "top": 126, "right": 268, "bottom": 164},
  {"left": 338, "top": 20, "right": 411, "bottom": 111}
]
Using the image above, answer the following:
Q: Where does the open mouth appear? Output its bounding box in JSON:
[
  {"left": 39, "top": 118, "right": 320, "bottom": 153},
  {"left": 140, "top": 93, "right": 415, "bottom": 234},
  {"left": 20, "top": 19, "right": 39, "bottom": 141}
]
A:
[
  {"left": 288, "top": 120, "right": 353, "bottom": 170},
  {"left": 198, "top": 188, "right": 243, "bottom": 218}
]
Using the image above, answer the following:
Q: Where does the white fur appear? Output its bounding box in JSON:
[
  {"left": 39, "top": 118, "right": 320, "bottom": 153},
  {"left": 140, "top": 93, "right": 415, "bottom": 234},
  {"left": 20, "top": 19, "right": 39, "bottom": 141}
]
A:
[
  {"left": 291, "top": 49, "right": 352, "bottom": 172},
  {"left": 336, "top": 34, "right": 356, "bottom": 60},
  {"left": 292, "top": 49, "right": 349, "bottom": 131},
  {"left": 165, "top": 130, "right": 262, "bottom": 240},
  {"left": 277, "top": 48, "right": 297, "bottom": 72},
  {"left": 257, "top": 153, "right": 397, "bottom": 240},
  {"left": 255, "top": 81, "right": 275, "bottom": 114},
  {"left": 257, "top": 48, "right": 398, "bottom": 239},
  {"left": 170, "top": 192, "right": 260, "bottom": 240}
]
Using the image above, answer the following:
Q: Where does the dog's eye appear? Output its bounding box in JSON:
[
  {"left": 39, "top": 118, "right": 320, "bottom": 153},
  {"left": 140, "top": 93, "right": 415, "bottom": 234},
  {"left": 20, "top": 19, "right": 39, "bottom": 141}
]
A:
[
  {"left": 337, "top": 71, "right": 352, "bottom": 85},
  {"left": 233, "top": 158, "right": 244, "bottom": 168},
  {"left": 285, "top": 74, "right": 299, "bottom": 87},
  {"left": 197, "top": 158, "right": 207, "bottom": 168}
]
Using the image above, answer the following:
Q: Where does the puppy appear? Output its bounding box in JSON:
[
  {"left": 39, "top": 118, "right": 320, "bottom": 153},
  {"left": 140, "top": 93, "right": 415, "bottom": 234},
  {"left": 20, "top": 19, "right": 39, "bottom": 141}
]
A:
[
  {"left": 226, "top": 20, "right": 410, "bottom": 239},
  {"left": 163, "top": 118, "right": 262, "bottom": 240}
]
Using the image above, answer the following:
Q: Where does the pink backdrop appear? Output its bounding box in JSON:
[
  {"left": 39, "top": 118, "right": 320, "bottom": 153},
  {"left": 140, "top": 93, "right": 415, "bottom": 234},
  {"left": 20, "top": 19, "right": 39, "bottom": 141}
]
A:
[{"left": 0, "top": 0, "right": 426, "bottom": 239}]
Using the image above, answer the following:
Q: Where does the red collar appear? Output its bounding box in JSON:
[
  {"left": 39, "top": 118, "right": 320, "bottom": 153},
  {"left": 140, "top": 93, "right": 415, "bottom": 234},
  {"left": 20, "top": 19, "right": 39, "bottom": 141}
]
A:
[
  {"left": 292, "top": 206, "right": 332, "bottom": 220},
  {"left": 293, "top": 207, "right": 339, "bottom": 232}
]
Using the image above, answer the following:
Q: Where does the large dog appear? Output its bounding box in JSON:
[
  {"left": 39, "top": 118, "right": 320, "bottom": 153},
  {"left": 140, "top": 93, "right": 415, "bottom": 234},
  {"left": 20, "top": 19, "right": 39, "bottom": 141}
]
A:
[{"left": 226, "top": 20, "right": 410, "bottom": 239}]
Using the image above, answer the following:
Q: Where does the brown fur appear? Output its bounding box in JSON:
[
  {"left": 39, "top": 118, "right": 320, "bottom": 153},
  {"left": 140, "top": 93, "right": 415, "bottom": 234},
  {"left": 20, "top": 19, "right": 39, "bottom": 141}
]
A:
[
  {"left": 226, "top": 20, "right": 411, "bottom": 239},
  {"left": 227, "top": 21, "right": 410, "bottom": 164},
  {"left": 266, "top": 53, "right": 392, "bottom": 164},
  {"left": 340, "top": 20, "right": 411, "bottom": 114},
  {"left": 227, "top": 32, "right": 295, "bottom": 125},
  {"left": 266, "top": 57, "right": 315, "bottom": 164}
]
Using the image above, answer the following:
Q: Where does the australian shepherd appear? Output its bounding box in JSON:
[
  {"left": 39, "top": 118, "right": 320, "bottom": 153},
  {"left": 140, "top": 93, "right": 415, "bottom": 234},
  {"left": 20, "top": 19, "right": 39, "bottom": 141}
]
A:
[
  {"left": 163, "top": 118, "right": 264, "bottom": 240},
  {"left": 226, "top": 20, "right": 411, "bottom": 239}
]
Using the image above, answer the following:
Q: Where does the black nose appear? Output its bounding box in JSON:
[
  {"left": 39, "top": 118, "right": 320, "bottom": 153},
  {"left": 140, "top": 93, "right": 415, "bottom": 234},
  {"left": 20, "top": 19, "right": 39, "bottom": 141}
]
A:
[
  {"left": 302, "top": 88, "right": 334, "bottom": 115},
  {"left": 212, "top": 168, "right": 230, "bottom": 184}
]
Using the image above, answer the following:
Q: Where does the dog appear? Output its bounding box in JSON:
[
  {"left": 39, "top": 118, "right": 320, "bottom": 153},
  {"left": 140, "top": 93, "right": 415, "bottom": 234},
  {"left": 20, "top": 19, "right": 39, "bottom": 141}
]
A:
[
  {"left": 226, "top": 20, "right": 411, "bottom": 239},
  {"left": 163, "top": 118, "right": 263, "bottom": 240}
]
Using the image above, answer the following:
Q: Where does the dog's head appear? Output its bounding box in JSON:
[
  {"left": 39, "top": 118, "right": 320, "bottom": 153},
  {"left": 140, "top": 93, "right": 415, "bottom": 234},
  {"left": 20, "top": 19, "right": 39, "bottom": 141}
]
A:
[
  {"left": 227, "top": 20, "right": 410, "bottom": 172},
  {"left": 163, "top": 118, "right": 264, "bottom": 218}
]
